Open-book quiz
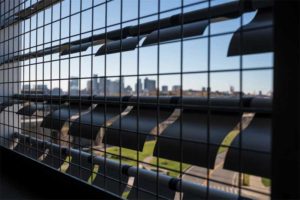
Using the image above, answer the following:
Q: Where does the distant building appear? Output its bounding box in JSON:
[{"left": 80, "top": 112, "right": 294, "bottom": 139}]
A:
[
  {"left": 70, "top": 89, "right": 79, "bottom": 95},
  {"left": 230, "top": 86, "right": 235, "bottom": 94},
  {"left": 124, "top": 85, "right": 133, "bottom": 95},
  {"left": 86, "top": 80, "right": 92, "bottom": 94},
  {"left": 33, "top": 84, "right": 49, "bottom": 94},
  {"left": 172, "top": 85, "right": 181, "bottom": 92},
  {"left": 97, "top": 77, "right": 124, "bottom": 96},
  {"left": 120, "top": 77, "right": 125, "bottom": 94},
  {"left": 106, "top": 79, "right": 120, "bottom": 96},
  {"left": 70, "top": 77, "right": 79, "bottom": 95},
  {"left": 171, "top": 85, "right": 181, "bottom": 95},
  {"left": 86, "top": 74, "right": 100, "bottom": 95},
  {"left": 80, "top": 88, "right": 89, "bottom": 95},
  {"left": 162, "top": 85, "right": 168, "bottom": 92},
  {"left": 22, "top": 84, "right": 49, "bottom": 94},
  {"left": 70, "top": 77, "right": 79, "bottom": 89},
  {"left": 51, "top": 88, "right": 64, "bottom": 95},
  {"left": 92, "top": 74, "right": 99, "bottom": 95},
  {"left": 161, "top": 85, "right": 168, "bottom": 95},
  {"left": 21, "top": 84, "right": 31, "bottom": 94},
  {"left": 99, "top": 78, "right": 105, "bottom": 95},
  {"left": 144, "top": 77, "right": 156, "bottom": 92},
  {"left": 135, "top": 78, "right": 143, "bottom": 93}
]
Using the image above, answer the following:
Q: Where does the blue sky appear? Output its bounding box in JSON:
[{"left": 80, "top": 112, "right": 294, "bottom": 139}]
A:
[{"left": 21, "top": 0, "right": 273, "bottom": 94}]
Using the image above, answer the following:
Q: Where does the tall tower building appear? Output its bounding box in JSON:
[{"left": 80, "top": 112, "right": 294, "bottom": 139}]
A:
[
  {"left": 135, "top": 78, "right": 143, "bottom": 93},
  {"left": 144, "top": 77, "right": 156, "bottom": 92}
]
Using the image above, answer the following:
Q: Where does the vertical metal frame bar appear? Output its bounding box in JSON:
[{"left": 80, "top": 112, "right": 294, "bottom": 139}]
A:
[{"left": 272, "top": 0, "right": 300, "bottom": 198}]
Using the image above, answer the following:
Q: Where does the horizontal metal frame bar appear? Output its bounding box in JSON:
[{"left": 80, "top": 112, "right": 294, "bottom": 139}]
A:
[{"left": 11, "top": 94, "right": 272, "bottom": 114}]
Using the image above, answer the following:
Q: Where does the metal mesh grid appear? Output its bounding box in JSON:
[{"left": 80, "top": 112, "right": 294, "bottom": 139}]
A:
[{"left": 0, "top": 0, "right": 273, "bottom": 199}]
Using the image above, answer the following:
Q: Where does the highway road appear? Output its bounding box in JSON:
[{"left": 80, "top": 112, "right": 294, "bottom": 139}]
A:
[{"left": 182, "top": 152, "right": 270, "bottom": 199}]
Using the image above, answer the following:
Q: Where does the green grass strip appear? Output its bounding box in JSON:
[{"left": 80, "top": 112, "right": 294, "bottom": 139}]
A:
[
  {"left": 262, "top": 178, "right": 271, "bottom": 187},
  {"left": 218, "top": 130, "right": 240, "bottom": 154},
  {"left": 59, "top": 156, "right": 72, "bottom": 173},
  {"left": 87, "top": 164, "right": 100, "bottom": 184}
]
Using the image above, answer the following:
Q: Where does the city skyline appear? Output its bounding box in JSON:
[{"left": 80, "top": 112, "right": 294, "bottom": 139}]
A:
[{"left": 21, "top": 75, "right": 272, "bottom": 97}]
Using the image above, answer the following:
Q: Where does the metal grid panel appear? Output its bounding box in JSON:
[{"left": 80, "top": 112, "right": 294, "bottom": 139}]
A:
[{"left": 0, "top": 0, "right": 274, "bottom": 199}]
